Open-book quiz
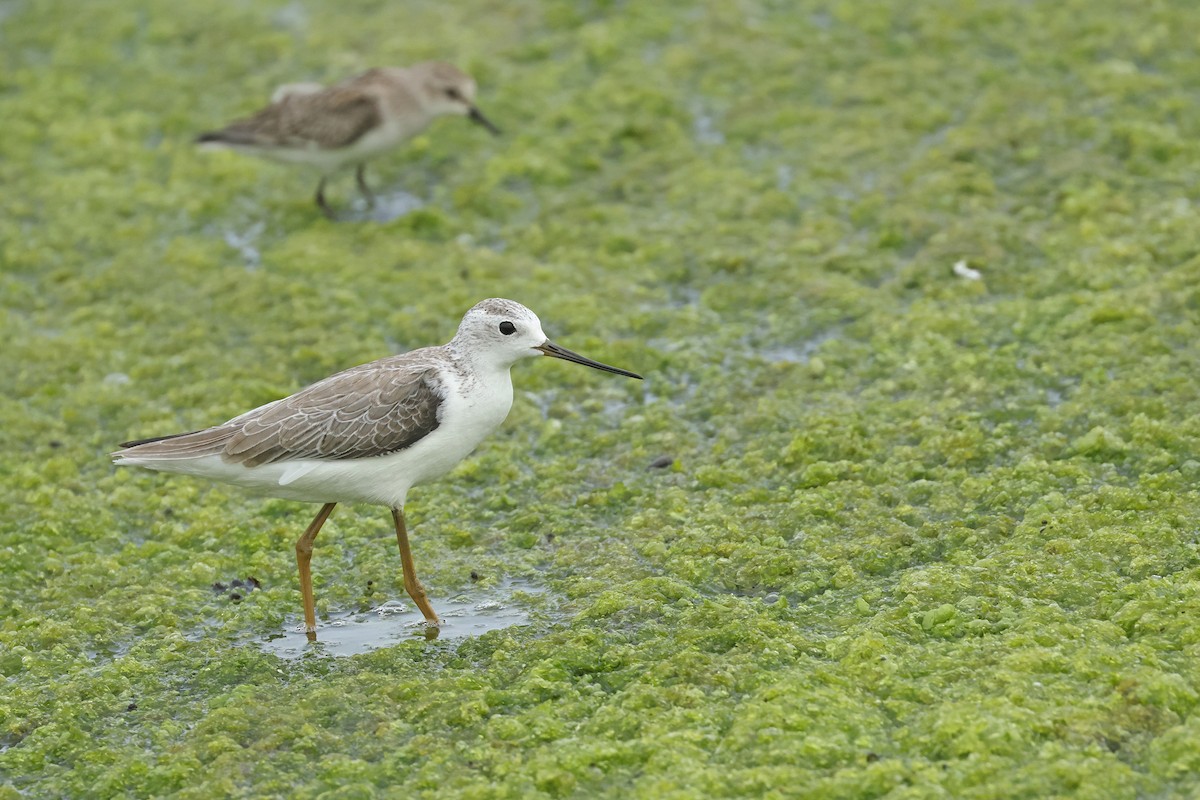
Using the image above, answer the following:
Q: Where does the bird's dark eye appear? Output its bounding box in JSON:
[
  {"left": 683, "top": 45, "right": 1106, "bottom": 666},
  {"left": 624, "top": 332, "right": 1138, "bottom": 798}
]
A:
[
  {"left": 444, "top": 87, "right": 460, "bottom": 100},
  {"left": 499, "top": 321, "right": 516, "bottom": 335}
]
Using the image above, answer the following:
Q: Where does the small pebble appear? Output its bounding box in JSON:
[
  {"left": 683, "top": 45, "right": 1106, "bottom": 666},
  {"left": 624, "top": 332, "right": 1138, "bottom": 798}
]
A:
[{"left": 648, "top": 455, "right": 674, "bottom": 469}]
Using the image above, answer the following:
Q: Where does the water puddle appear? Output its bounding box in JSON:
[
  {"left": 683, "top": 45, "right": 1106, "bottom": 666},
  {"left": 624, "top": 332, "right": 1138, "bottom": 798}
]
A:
[
  {"left": 257, "top": 580, "right": 540, "bottom": 658},
  {"left": 0, "top": 2, "right": 22, "bottom": 29},
  {"left": 346, "top": 190, "right": 425, "bottom": 223},
  {"left": 223, "top": 221, "right": 264, "bottom": 270},
  {"left": 760, "top": 326, "right": 843, "bottom": 364},
  {"left": 271, "top": 1, "right": 308, "bottom": 31},
  {"left": 691, "top": 104, "right": 725, "bottom": 146}
]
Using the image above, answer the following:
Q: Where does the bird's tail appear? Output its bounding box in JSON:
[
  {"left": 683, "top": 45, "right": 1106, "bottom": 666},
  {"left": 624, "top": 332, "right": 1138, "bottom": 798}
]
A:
[
  {"left": 113, "top": 427, "right": 234, "bottom": 462},
  {"left": 195, "top": 127, "right": 260, "bottom": 147},
  {"left": 118, "top": 431, "right": 200, "bottom": 448}
]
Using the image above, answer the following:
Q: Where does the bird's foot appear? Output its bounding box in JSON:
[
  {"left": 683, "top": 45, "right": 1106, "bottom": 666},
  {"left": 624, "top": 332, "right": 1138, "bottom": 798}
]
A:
[{"left": 413, "top": 617, "right": 442, "bottom": 640}]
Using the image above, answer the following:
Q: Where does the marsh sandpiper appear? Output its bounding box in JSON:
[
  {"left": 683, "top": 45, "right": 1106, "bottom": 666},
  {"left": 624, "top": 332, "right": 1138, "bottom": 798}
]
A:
[
  {"left": 113, "top": 299, "right": 642, "bottom": 640},
  {"left": 197, "top": 62, "right": 500, "bottom": 218}
]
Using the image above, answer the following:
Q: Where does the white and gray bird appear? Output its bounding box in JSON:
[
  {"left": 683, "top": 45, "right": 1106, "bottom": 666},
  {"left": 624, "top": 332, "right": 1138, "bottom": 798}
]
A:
[
  {"left": 113, "top": 299, "right": 642, "bottom": 639},
  {"left": 196, "top": 62, "right": 500, "bottom": 218}
]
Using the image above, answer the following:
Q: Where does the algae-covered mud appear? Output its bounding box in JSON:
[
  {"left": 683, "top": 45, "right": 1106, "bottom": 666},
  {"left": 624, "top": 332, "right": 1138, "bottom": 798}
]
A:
[{"left": 3, "top": 0, "right": 1200, "bottom": 796}]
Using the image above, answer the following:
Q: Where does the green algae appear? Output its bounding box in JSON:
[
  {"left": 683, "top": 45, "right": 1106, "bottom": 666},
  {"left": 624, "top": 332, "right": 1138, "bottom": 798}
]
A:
[{"left": 4, "top": 0, "right": 1200, "bottom": 796}]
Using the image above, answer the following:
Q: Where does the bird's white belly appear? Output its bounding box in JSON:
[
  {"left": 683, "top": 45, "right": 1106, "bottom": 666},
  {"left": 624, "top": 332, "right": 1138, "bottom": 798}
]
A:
[{"left": 343, "top": 116, "right": 419, "bottom": 161}]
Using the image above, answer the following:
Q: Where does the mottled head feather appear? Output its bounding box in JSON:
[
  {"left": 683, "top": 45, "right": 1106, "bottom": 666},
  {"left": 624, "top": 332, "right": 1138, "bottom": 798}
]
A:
[
  {"left": 409, "top": 61, "right": 478, "bottom": 109},
  {"left": 451, "top": 299, "right": 548, "bottom": 366}
]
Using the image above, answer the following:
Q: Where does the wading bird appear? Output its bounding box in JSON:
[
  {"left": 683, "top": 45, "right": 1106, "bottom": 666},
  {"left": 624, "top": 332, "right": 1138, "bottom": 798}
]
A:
[
  {"left": 197, "top": 62, "right": 500, "bottom": 217},
  {"left": 114, "top": 299, "right": 642, "bottom": 640}
]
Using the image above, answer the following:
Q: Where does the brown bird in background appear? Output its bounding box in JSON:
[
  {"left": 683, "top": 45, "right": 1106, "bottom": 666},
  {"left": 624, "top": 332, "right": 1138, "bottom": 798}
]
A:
[{"left": 197, "top": 62, "right": 500, "bottom": 218}]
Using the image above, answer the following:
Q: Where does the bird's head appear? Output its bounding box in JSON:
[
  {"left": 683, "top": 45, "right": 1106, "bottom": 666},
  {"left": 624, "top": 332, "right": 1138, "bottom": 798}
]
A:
[
  {"left": 411, "top": 62, "right": 500, "bottom": 135},
  {"left": 452, "top": 298, "right": 642, "bottom": 379}
]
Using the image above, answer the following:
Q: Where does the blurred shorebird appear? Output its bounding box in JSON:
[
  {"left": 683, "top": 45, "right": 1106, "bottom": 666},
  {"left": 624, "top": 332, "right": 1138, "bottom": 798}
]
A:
[
  {"left": 196, "top": 62, "right": 500, "bottom": 218},
  {"left": 113, "top": 299, "right": 641, "bottom": 641}
]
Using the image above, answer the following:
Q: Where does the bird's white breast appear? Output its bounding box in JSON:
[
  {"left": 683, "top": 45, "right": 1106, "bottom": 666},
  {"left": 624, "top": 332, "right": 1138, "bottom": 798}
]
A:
[
  {"left": 411, "top": 363, "right": 514, "bottom": 486},
  {"left": 342, "top": 113, "right": 422, "bottom": 162}
]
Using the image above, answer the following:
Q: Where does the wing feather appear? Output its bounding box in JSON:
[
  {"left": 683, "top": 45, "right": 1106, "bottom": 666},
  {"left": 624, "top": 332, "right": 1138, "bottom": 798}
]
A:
[
  {"left": 199, "top": 81, "right": 384, "bottom": 150},
  {"left": 223, "top": 365, "right": 443, "bottom": 466},
  {"left": 115, "top": 357, "right": 445, "bottom": 467}
]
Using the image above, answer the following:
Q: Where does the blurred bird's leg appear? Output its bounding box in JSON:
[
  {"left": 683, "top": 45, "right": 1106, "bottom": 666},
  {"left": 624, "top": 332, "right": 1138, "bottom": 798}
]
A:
[
  {"left": 315, "top": 177, "right": 335, "bottom": 219},
  {"left": 355, "top": 164, "right": 375, "bottom": 208}
]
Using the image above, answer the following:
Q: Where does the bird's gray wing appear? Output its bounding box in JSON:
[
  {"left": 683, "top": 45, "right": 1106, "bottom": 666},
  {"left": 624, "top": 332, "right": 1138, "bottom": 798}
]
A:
[
  {"left": 221, "top": 363, "right": 444, "bottom": 466},
  {"left": 201, "top": 83, "right": 384, "bottom": 150}
]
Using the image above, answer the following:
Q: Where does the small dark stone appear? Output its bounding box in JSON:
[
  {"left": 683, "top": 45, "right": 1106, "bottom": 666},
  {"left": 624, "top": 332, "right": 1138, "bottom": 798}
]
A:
[
  {"left": 230, "top": 578, "right": 245, "bottom": 589},
  {"left": 230, "top": 592, "right": 243, "bottom": 602},
  {"left": 212, "top": 582, "right": 227, "bottom": 592},
  {"left": 163, "top": 507, "right": 175, "bottom": 517},
  {"left": 866, "top": 752, "right": 880, "bottom": 763},
  {"left": 545, "top": 532, "right": 556, "bottom": 543},
  {"left": 246, "top": 576, "right": 261, "bottom": 591},
  {"left": 648, "top": 455, "right": 674, "bottom": 469},
  {"left": 367, "top": 580, "right": 374, "bottom": 587},
  {"left": 126, "top": 702, "right": 138, "bottom": 712},
  {"left": 48, "top": 440, "right": 63, "bottom": 449},
  {"left": 469, "top": 571, "right": 481, "bottom": 582}
]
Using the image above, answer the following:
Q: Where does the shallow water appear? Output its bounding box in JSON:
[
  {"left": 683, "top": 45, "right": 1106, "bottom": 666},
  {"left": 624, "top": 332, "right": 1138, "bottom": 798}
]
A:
[
  {"left": 759, "top": 327, "right": 841, "bottom": 364},
  {"left": 258, "top": 580, "right": 541, "bottom": 658},
  {"left": 223, "top": 221, "right": 264, "bottom": 269},
  {"left": 347, "top": 189, "right": 425, "bottom": 224}
]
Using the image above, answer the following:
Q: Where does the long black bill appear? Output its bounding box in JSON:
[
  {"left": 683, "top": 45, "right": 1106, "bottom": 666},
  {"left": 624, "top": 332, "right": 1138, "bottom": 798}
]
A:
[
  {"left": 536, "top": 341, "right": 643, "bottom": 380},
  {"left": 468, "top": 106, "right": 501, "bottom": 136}
]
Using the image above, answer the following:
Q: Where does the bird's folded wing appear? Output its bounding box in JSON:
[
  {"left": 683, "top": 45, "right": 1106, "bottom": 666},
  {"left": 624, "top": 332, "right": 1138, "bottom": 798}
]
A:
[
  {"left": 222, "top": 365, "right": 444, "bottom": 466},
  {"left": 115, "top": 363, "right": 445, "bottom": 466},
  {"left": 210, "top": 87, "right": 384, "bottom": 150}
]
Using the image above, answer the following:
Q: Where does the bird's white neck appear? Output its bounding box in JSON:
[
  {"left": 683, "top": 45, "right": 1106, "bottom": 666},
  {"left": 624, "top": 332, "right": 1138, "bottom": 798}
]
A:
[{"left": 447, "top": 342, "right": 518, "bottom": 390}]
